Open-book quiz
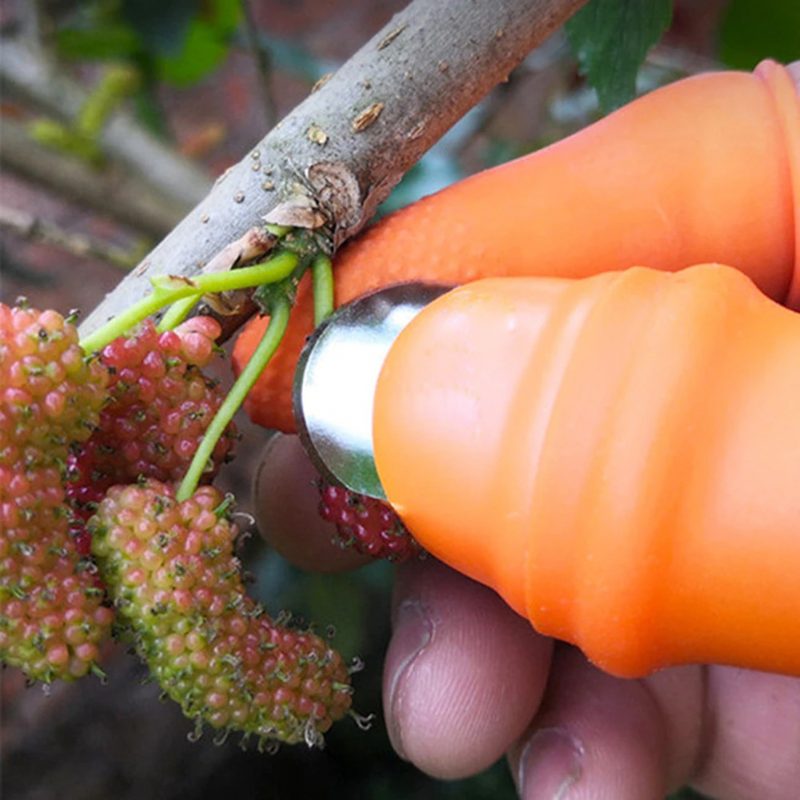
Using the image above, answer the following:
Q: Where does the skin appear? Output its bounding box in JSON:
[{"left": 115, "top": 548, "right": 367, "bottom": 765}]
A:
[{"left": 255, "top": 435, "right": 800, "bottom": 799}]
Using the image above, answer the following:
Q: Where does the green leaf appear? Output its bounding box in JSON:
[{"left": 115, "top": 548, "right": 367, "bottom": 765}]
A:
[
  {"left": 719, "top": 0, "right": 800, "bottom": 69},
  {"left": 156, "top": 19, "right": 230, "bottom": 86},
  {"left": 154, "top": 0, "right": 242, "bottom": 86},
  {"left": 56, "top": 23, "right": 142, "bottom": 61},
  {"left": 206, "top": 0, "right": 242, "bottom": 35},
  {"left": 565, "top": 0, "right": 673, "bottom": 113}
]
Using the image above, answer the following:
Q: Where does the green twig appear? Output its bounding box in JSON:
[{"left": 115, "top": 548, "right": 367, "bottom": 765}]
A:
[
  {"left": 176, "top": 297, "right": 291, "bottom": 501},
  {"left": 265, "top": 224, "right": 291, "bottom": 238},
  {"left": 79, "top": 284, "right": 194, "bottom": 354},
  {"left": 180, "top": 251, "right": 298, "bottom": 294},
  {"left": 77, "top": 66, "right": 139, "bottom": 140},
  {"left": 157, "top": 294, "right": 202, "bottom": 332},
  {"left": 311, "top": 254, "right": 334, "bottom": 326},
  {"left": 28, "top": 66, "right": 140, "bottom": 167},
  {"left": 157, "top": 227, "right": 295, "bottom": 332},
  {"left": 79, "top": 250, "right": 299, "bottom": 353}
]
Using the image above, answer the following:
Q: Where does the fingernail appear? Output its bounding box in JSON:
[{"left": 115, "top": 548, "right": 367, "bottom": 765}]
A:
[
  {"left": 788, "top": 61, "right": 800, "bottom": 92},
  {"left": 516, "top": 727, "right": 584, "bottom": 800},
  {"left": 384, "top": 599, "right": 434, "bottom": 760}
]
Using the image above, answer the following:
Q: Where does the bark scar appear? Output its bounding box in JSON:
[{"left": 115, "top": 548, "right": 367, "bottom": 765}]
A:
[{"left": 306, "top": 161, "right": 364, "bottom": 248}]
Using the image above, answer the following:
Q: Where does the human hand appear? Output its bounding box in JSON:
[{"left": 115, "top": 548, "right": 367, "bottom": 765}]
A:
[{"left": 255, "top": 434, "right": 800, "bottom": 799}]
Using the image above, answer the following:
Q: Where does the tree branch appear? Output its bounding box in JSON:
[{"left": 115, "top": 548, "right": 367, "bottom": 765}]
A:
[
  {"left": 0, "top": 116, "right": 189, "bottom": 238},
  {"left": 0, "top": 203, "right": 143, "bottom": 269},
  {"left": 0, "top": 37, "right": 213, "bottom": 209},
  {"left": 80, "top": 0, "right": 588, "bottom": 336}
]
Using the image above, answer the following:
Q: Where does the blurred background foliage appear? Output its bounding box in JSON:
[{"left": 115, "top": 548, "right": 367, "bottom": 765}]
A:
[{"left": 0, "top": 1, "right": 798, "bottom": 798}]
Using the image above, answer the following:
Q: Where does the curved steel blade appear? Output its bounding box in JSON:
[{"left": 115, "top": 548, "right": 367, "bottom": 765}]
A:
[{"left": 293, "top": 282, "right": 449, "bottom": 499}]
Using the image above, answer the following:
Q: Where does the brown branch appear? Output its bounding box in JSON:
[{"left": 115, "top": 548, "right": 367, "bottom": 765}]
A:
[
  {"left": 0, "top": 116, "right": 190, "bottom": 238},
  {"left": 81, "top": 0, "right": 588, "bottom": 336}
]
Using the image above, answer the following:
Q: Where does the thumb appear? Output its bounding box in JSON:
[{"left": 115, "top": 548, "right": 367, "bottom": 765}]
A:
[{"left": 252, "top": 433, "right": 372, "bottom": 573}]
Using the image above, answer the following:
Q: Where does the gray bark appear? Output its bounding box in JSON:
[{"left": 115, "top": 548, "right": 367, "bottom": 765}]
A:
[{"left": 80, "top": 0, "right": 588, "bottom": 336}]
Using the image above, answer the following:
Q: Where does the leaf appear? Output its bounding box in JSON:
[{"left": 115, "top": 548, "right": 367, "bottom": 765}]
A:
[
  {"left": 56, "top": 23, "right": 142, "bottom": 61},
  {"left": 565, "top": 0, "right": 673, "bottom": 113},
  {"left": 719, "top": 0, "right": 800, "bottom": 69},
  {"left": 154, "top": 0, "right": 242, "bottom": 86},
  {"left": 206, "top": 0, "right": 242, "bottom": 36},
  {"left": 156, "top": 19, "right": 230, "bottom": 86}
]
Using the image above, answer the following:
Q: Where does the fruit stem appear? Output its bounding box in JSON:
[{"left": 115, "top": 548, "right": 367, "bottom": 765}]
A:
[
  {"left": 79, "top": 285, "right": 192, "bottom": 355},
  {"left": 176, "top": 296, "right": 291, "bottom": 502},
  {"left": 156, "top": 294, "right": 200, "bottom": 332},
  {"left": 157, "top": 227, "right": 294, "bottom": 333},
  {"left": 171, "top": 251, "right": 299, "bottom": 294},
  {"left": 311, "top": 254, "right": 334, "bottom": 325},
  {"left": 79, "top": 251, "right": 299, "bottom": 353}
]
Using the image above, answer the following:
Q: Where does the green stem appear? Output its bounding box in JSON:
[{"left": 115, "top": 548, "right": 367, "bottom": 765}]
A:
[
  {"left": 178, "top": 250, "right": 298, "bottom": 294},
  {"left": 79, "top": 251, "right": 299, "bottom": 354},
  {"left": 176, "top": 297, "right": 291, "bottom": 501},
  {"left": 157, "top": 294, "right": 201, "bottom": 332},
  {"left": 157, "top": 231, "right": 296, "bottom": 333},
  {"left": 77, "top": 66, "right": 139, "bottom": 139},
  {"left": 265, "top": 223, "right": 292, "bottom": 238},
  {"left": 79, "top": 285, "right": 194, "bottom": 354},
  {"left": 311, "top": 254, "right": 334, "bottom": 326}
]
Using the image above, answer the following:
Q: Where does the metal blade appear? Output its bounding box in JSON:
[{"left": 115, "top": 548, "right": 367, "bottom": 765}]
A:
[{"left": 293, "top": 282, "right": 449, "bottom": 499}]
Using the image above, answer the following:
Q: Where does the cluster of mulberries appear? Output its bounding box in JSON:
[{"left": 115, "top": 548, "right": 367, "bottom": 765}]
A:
[
  {"left": 318, "top": 480, "right": 421, "bottom": 562},
  {"left": 75, "top": 317, "right": 236, "bottom": 488},
  {"left": 1, "top": 304, "right": 108, "bottom": 461},
  {"left": 66, "top": 317, "right": 236, "bottom": 552},
  {"left": 90, "top": 480, "right": 353, "bottom": 746},
  {"left": 3, "top": 301, "right": 355, "bottom": 748},
  {"left": 1, "top": 303, "right": 113, "bottom": 682}
]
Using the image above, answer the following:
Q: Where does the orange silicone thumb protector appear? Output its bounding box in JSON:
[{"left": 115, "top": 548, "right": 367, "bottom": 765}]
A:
[
  {"left": 334, "top": 59, "right": 800, "bottom": 305},
  {"left": 373, "top": 265, "right": 800, "bottom": 678},
  {"left": 235, "top": 60, "right": 800, "bottom": 433}
]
